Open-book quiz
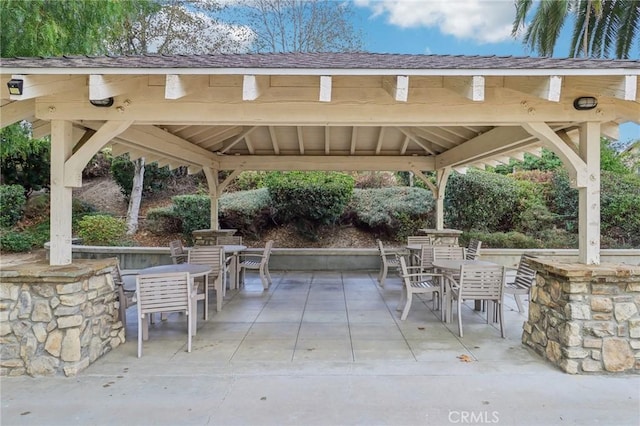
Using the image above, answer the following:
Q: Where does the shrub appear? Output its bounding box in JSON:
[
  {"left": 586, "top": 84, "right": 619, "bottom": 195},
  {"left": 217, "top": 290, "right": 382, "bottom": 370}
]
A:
[
  {"left": 110, "top": 154, "right": 173, "bottom": 198},
  {"left": 347, "top": 187, "right": 434, "bottom": 240},
  {"left": 172, "top": 194, "right": 211, "bottom": 242},
  {"left": 266, "top": 171, "right": 354, "bottom": 240},
  {"left": 600, "top": 171, "right": 640, "bottom": 247},
  {"left": 0, "top": 184, "right": 26, "bottom": 228},
  {"left": 0, "top": 230, "right": 34, "bottom": 252},
  {"left": 76, "top": 215, "right": 128, "bottom": 246},
  {"left": 463, "top": 231, "right": 541, "bottom": 249},
  {"left": 353, "top": 171, "right": 398, "bottom": 189},
  {"left": 228, "top": 171, "right": 269, "bottom": 192},
  {"left": 82, "top": 150, "right": 112, "bottom": 178},
  {"left": 0, "top": 125, "right": 50, "bottom": 194},
  {"left": 145, "top": 207, "right": 183, "bottom": 234},
  {"left": 548, "top": 170, "right": 579, "bottom": 232},
  {"left": 444, "top": 170, "right": 520, "bottom": 231},
  {"left": 219, "top": 188, "right": 272, "bottom": 238}
]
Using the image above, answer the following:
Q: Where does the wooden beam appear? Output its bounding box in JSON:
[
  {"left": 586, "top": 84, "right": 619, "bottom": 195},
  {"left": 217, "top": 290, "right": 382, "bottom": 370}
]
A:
[
  {"left": 610, "top": 99, "right": 640, "bottom": 123},
  {"left": 202, "top": 167, "right": 219, "bottom": 230},
  {"left": 49, "top": 120, "right": 74, "bottom": 265},
  {"left": 218, "top": 155, "right": 434, "bottom": 172},
  {"left": 89, "top": 75, "right": 147, "bottom": 100},
  {"left": 443, "top": 76, "right": 484, "bottom": 101},
  {"left": 436, "top": 126, "right": 535, "bottom": 168},
  {"left": 350, "top": 127, "right": 358, "bottom": 155},
  {"left": 522, "top": 122, "right": 588, "bottom": 187},
  {"left": 242, "top": 75, "right": 269, "bottom": 101},
  {"left": 503, "top": 76, "right": 562, "bottom": 102},
  {"left": 269, "top": 126, "right": 280, "bottom": 154},
  {"left": 8, "top": 75, "right": 85, "bottom": 101},
  {"left": 218, "top": 169, "right": 241, "bottom": 196},
  {"left": 64, "top": 120, "right": 133, "bottom": 187},
  {"left": 37, "top": 96, "right": 621, "bottom": 124},
  {"left": 382, "top": 76, "right": 409, "bottom": 102},
  {"left": 1, "top": 99, "right": 34, "bottom": 128},
  {"left": 319, "top": 76, "right": 332, "bottom": 102},
  {"left": 375, "top": 127, "right": 385, "bottom": 155},
  {"left": 324, "top": 126, "right": 330, "bottom": 154},
  {"left": 220, "top": 126, "right": 257, "bottom": 154}
]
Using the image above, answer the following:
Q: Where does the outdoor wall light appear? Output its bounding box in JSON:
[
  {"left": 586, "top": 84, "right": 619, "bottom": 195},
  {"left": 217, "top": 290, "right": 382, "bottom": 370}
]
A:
[
  {"left": 7, "top": 79, "right": 24, "bottom": 95},
  {"left": 573, "top": 96, "right": 598, "bottom": 111},
  {"left": 89, "top": 97, "right": 114, "bottom": 107}
]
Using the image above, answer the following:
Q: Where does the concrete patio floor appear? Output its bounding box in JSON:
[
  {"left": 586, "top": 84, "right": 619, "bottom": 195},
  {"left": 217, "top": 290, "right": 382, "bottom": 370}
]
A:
[{"left": 2, "top": 270, "right": 639, "bottom": 425}]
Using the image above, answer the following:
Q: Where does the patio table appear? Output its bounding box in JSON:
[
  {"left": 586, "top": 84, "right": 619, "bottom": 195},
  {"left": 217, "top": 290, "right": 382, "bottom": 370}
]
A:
[{"left": 222, "top": 244, "right": 247, "bottom": 290}]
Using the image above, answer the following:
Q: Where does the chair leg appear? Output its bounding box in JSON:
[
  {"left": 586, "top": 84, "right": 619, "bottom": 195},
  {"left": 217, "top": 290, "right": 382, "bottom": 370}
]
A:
[
  {"left": 265, "top": 266, "right": 272, "bottom": 285},
  {"left": 498, "top": 301, "right": 505, "bottom": 338},
  {"left": 259, "top": 266, "right": 269, "bottom": 290},
  {"left": 187, "top": 311, "right": 192, "bottom": 353},
  {"left": 514, "top": 294, "right": 525, "bottom": 313},
  {"left": 379, "top": 263, "right": 388, "bottom": 287},
  {"left": 400, "top": 292, "right": 413, "bottom": 320},
  {"left": 457, "top": 298, "right": 463, "bottom": 337},
  {"left": 396, "top": 287, "right": 407, "bottom": 311},
  {"left": 215, "top": 275, "right": 223, "bottom": 312}
]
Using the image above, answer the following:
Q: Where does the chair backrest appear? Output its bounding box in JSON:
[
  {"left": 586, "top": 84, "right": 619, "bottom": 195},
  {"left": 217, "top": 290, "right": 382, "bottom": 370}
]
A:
[
  {"left": 262, "top": 240, "right": 274, "bottom": 265},
  {"left": 458, "top": 265, "right": 505, "bottom": 300},
  {"left": 465, "top": 239, "right": 482, "bottom": 260},
  {"left": 188, "top": 245, "right": 224, "bottom": 278},
  {"left": 514, "top": 254, "right": 537, "bottom": 290},
  {"left": 432, "top": 246, "right": 465, "bottom": 261},
  {"left": 136, "top": 272, "right": 191, "bottom": 316},
  {"left": 169, "top": 240, "right": 187, "bottom": 264},
  {"left": 398, "top": 256, "right": 412, "bottom": 286},
  {"left": 216, "top": 235, "right": 243, "bottom": 245},
  {"left": 419, "top": 244, "right": 436, "bottom": 270},
  {"left": 407, "top": 236, "right": 432, "bottom": 246}
]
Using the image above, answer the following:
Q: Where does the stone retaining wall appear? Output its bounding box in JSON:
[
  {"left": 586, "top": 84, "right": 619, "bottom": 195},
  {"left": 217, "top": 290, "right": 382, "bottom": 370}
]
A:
[
  {"left": 523, "top": 259, "right": 640, "bottom": 374},
  {"left": 0, "top": 259, "right": 124, "bottom": 377}
]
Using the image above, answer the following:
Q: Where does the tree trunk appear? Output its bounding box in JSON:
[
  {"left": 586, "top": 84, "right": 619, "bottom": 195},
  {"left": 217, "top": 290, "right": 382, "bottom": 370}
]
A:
[{"left": 126, "top": 157, "right": 145, "bottom": 235}]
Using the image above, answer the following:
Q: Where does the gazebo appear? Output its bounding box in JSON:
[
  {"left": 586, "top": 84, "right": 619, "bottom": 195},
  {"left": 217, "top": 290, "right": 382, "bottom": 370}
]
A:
[
  {"left": 2, "top": 52, "right": 638, "bottom": 266},
  {"left": 2, "top": 53, "right": 640, "bottom": 376}
]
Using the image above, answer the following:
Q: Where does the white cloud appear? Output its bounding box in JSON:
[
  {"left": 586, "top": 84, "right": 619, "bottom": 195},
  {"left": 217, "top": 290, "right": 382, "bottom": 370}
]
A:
[{"left": 355, "top": 0, "right": 516, "bottom": 44}]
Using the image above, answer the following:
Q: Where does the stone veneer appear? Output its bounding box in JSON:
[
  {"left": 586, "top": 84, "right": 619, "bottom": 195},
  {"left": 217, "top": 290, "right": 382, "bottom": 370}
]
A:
[
  {"left": 523, "top": 258, "right": 640, "bottom": 374},
  {"left": 0, "top": 258, "right": 124, "bottom": 377}
]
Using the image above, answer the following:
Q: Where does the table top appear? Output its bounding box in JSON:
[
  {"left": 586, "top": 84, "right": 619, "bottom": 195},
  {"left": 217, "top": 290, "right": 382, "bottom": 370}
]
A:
[
  {"left": 139, "top": 263, "right": 212, "bottom": 277},
  {"left": 432, "top": 259, "right": 496, "bottom": 271},
  {"left": 223, "top": 245, "right": 246, "bottom": 253}
]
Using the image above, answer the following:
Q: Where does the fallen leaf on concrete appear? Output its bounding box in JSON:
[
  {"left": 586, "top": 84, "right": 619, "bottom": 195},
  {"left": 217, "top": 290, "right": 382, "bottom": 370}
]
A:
[{"left": 457, "top": 354, "right": 473, "bottom": 362}]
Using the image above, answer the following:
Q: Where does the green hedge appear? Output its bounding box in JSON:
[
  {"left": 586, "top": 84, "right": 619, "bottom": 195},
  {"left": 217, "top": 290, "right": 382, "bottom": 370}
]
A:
[
  {"left": 172, "top": 194, "right": 210, "bottom": 243},
  {"left": 0, "top": 184, "right": 26, "bottom": 228},
  {"left": 266, "top": 171, "right": 354, "bottom": 240},
  {"left": 76, "top": 215, "right": 128, "bottom": 246},
  {"left": 219, "top": 188, "right": 272, "bottom": 238},
  {"left": 347, "top": 187, "right": 434, "bottom": 240},
  {"left": 444, "top": 170, "right": 520, "bottom": 231}
]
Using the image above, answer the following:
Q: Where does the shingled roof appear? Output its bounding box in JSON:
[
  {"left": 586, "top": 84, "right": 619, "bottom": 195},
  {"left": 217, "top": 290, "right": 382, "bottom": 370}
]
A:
[{"left": 2, "top": 52, "right": 639, "bottom": 71}]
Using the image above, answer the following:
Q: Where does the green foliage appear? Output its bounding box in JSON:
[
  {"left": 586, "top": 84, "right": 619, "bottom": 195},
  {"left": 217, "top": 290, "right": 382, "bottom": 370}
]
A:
[
  {"left": 601, "top": 138, "right": 630, "bottom": 174},
  {"left": 444, "top": 170, "right": 520, "bottom": 232},
  {"left": 0, "top": 230, "right": 34, "bottom": 252},
  {"left": 0, "top": 185, "right": 27, "bottom": 228},
  {"left": 265, "top": 171, "right": 354, "bottom": 241},
  {"left": 219, "top": 188, "right": 273, "bottom": 238},
  {"left": 493, "top": 149, "right": 563, "bottom": 174},
  {"left": 229, "top": 171, "right": 269, "bottom": 191},
  {"left": 512, "top": 179, "right": 556, "bottom": 235},
  {"left": 110, "top": 154, "right": 173, "bottom": 198},
  {"left": 600, "top": 171, "right": 640, "bottom": 247},
  {"left": 547, "top": 171, "right": 579, "bottom": 232},
  {"left": 464, "top": 230, "right": 542, "bottom": 249},
  {"left": 76, "top": 215, "right": 128, "bottom": 246},
  {"left": 0, "top": 0, "right": 157, "bottom": 57},
  {"left": 171, "top": 194, "right": 211, "bottom": 243},
  {"left": 353, "top": 171, "right": 398, "bottom": 189},
  {"left": 347, "top": 187, "right": 434, "bottom": 240},
  {"left": 0, "top": 125, "right": 50, "bottom": 194}
]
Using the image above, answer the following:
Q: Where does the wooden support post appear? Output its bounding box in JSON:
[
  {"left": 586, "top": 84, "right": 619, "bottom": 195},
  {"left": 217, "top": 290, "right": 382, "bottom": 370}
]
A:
[
  {"left": 50, "top": 120, "right": 74, "bottom": 265},
  {"left": 435, "top": 167, "right": 451, "bottom": 230},
  {"left": 578, "top": 122, "right": 601, "bottom": 265},
  {"left": 202, "top": 167, "right": 219, "bottom": 230}
]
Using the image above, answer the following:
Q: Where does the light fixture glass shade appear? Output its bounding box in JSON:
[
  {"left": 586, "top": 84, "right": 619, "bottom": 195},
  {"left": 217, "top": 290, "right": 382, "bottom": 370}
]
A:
[
  {"left": 89, "top": 97, "right": 114, "bottom": 107},
  {"left": 573, "top": 96, "right": 598, "bottom": 110}
]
